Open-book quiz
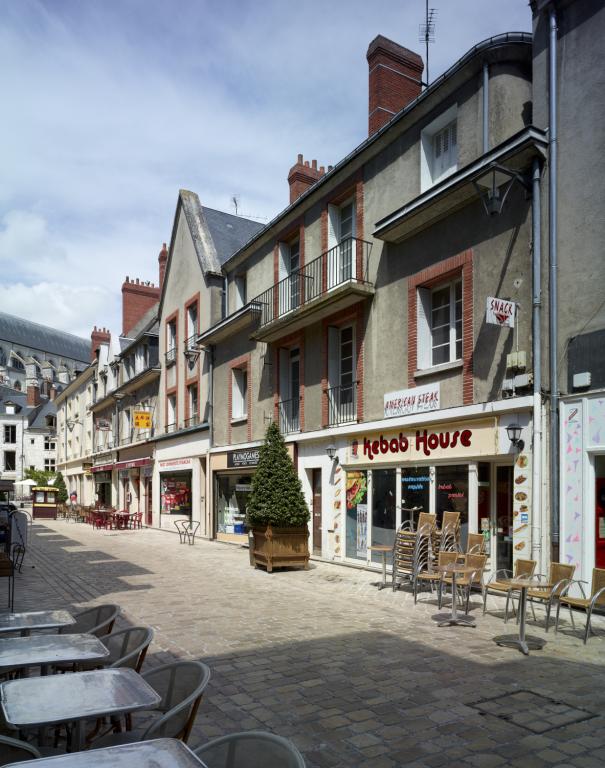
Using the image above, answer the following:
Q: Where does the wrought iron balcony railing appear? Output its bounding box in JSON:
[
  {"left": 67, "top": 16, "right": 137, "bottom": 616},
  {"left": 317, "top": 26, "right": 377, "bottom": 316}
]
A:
[
  {"left": 165, "top": 347, "right": 177, "bottom": 366},
  {"left": 184, "top": 414, "right": 200, "bottom": 428},
  {"left": 164, "top": 421, "right": 178, "bottom": 434},
  {"left": 278, "top": 397, "right": 301, "bottom": 434},
  {"left": 326, "top": 381, "right": 358, "bottom": 426},
  {"left": 252, "top": 237, "right": 372, "bottom": 328}
]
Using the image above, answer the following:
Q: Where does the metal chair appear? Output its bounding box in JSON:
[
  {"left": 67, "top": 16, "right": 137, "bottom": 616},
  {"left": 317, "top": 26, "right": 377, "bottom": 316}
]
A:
[
  {"left": 526, "top": 562, "right": 575, "bottom": 631},
  {"left": 466, "top": 533, "right": 486, "bottom": 554},
  {"left": 59, "top": 604, "right": 119, "bottom": 637},
  {"left": 414, "top": 550, "right": 458, "bottom": 604},
  {"left": 89, "top": 660, "right": 211, "bottom": 749},
  {"left": 194, "top": 731, "right": 306, "bottom": 768},
  {"left": 78, "top": 626, "right": 153, "bottom": 673},
  {"left": 555, "top": 567, "right": 605, "bottom": 643},
  {"left": 175, "top": 520, "right": 200, "bottom": 545},
  {"left": 0, "top": 734, "right": 41, "bottom": 764},
  {"left": 440, "top": 553, "right": 487, "bottom": 613},
  {"left": 482, "top": 558, "right": 536, "bottom": 622}
]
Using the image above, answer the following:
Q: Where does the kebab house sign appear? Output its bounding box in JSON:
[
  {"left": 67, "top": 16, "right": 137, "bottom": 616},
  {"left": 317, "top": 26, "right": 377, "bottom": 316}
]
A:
[{"left": 346, "top": 418, "right": 498, "bottom": 465}]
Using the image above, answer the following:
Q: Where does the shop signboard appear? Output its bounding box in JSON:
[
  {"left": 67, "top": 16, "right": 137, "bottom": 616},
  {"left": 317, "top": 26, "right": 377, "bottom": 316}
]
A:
[
  {"left": 384, "top": 383, "right": 440, "bottom": 419},
  {"left": 95, "top": 418, "right": 112, "bottom": 431},
  {"left": 346, "top": 418, "right": 498, "bottom": 465},
  {"left": 227, "top": 448, "right": 260, "bottom": 469},
  {"left": 133, "top": 411, "right": 152, "bottom": 429},
  {"left": 486, "top": 296, "right": 516, "bottom": 327},
  {"left": 158, "top": 457, "right": 192, "bottom": 470}
]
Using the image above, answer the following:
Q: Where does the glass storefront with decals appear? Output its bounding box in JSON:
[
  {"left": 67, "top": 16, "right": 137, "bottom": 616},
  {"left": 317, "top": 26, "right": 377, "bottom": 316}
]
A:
[{"left": 212, "top": 447, "right": 261, "bottom": 544}]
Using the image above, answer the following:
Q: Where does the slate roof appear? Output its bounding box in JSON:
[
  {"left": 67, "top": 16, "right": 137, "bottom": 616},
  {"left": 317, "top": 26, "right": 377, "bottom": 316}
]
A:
[
  {"left": 0, "top": 311, "right": 90, "bottom": 363},
  {"left": 0, "top": 383, "right": 56, "bottom": 430},
  {"left": 28, "top": 398, "right": 57, "bottom": 430}
]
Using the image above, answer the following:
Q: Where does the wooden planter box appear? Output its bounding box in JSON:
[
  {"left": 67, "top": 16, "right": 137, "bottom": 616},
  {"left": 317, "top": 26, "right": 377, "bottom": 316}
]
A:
[{"left": 251, "top": 525, "right": 309, "bottom": 572}]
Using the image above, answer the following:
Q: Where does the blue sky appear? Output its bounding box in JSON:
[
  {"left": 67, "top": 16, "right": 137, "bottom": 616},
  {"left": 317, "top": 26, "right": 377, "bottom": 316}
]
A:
[{"left": 0, "top": 0, "right": 532, "bottom": 339}]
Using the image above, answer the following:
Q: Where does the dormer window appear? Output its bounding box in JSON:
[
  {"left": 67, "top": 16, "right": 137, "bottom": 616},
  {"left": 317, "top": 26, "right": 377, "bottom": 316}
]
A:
[{"left": 420, "top": 105, "right": 458, "bottom": 191}]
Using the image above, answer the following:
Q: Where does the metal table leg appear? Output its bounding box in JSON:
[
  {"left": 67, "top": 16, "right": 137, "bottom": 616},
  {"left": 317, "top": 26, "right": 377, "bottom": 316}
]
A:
[
  {"left": 494, "top": 586, "right": 546, "bottom": 654},
  {"left": 436, "top": 572, "right": 476, "bottom": 627}
]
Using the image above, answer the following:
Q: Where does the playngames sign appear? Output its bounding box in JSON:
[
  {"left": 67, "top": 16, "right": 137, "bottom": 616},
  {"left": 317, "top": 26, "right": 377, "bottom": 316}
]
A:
[
  {"left": 346, "top": 419, "right": 498, "bottom": 464},
  {"left": 384, "top": 383, "right": 440, "bottom": 419},
  {"left": 227, "top": 448, "right": 260, "bottom": 468}
]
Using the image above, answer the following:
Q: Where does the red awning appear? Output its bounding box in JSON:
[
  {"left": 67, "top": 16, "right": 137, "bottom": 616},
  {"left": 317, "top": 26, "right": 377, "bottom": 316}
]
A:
[
  {"left": 91, "top": 463, "right": 115, "bottom": 473},
  {"left": 114, "top": 457, "right": 152, "bottom": 471}
]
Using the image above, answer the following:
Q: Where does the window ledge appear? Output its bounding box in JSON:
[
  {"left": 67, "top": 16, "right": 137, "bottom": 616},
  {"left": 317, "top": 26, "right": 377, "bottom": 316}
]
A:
[
  {"left": 231, "top": 416, "right": 248, "bottom": 425},
  {"left": 414, "top": 360, "right": 463, "bottom": 379}
]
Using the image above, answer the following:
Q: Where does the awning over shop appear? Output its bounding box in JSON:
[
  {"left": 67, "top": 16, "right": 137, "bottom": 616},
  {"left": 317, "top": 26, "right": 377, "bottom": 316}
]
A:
[
  {"left": 114, "top": 457, "right": 153, "bottom": 471},
  {"left": 91, "top": 463, "right": 115, "bottom": 473}
]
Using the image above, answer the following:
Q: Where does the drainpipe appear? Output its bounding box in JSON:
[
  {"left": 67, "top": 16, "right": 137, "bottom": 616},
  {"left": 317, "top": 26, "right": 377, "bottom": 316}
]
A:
[
  {"left": 531, "top": 157, "right": 543, "bottom": 566},
  {"left": 208, "top": 345, "right": 214, "bottom": 449},
  {"left": 548, "top": 7, "right": 559, "bottom": 561},
  {"left": 482, "top": 61, "right": 489, "bottom": 153}
]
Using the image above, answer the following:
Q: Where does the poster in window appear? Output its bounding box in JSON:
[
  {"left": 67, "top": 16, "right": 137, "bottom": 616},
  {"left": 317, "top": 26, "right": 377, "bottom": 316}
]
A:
[{"left": 345, "top": 470, "right": 367, "bottom": 561}]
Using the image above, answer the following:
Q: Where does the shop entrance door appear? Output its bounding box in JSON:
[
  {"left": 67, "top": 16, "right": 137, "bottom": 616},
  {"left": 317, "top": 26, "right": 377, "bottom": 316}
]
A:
[
  {"left": 145, "top": 479, "right": 153, "bottom": 526},
  {"left": 494, "top": 465, "right": 514, "bottom": 571},
  {"left": 595, "top": 456, "right": 605, "bottom": 568},
  {"left": 312, "top": 469, "right": 322, "bottom": 556}
]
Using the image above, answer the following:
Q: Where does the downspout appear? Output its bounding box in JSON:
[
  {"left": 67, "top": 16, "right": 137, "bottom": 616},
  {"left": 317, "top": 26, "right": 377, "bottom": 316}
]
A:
[
  {"left": 548, "top": 7, "right": 559, "bottom": 560},
  {"left": 482, "top": 61, "right": 489, "bottom": 153},
  {"left": 531, "top": 157, "right": 543, "bottom": 565},
  {"left": 208, "top": 345, "right": 214, "bottom": 449}
]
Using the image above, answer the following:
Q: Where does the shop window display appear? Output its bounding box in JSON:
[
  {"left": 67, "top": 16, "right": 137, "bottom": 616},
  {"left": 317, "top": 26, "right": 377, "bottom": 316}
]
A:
[
  {"left": 401, "top": 467, "right": 431, "bottom": 528},
  {"left": 435, "top": 464, "right": 468, "bottom": 547},
  {"left": 371, "top": 469, "right": 396, "bottom": 562},
  {"left": 346, "top": 470, "right": 368, "bottom": 560},
  {"left": 216, "top": 475, "right": 251, "bottom": 535},
  {"left": 160, "top": 473, "right": 192, "bottom": 516}
]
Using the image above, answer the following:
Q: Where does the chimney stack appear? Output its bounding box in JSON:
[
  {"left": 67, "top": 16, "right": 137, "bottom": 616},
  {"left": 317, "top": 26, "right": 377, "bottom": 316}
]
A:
[
  {"left": 91, "top": 326, "right": 111, "bottom": 361},
  {"left": 287, "top": 154, "right": 326, "bottom": 204},
  {"left": 158, "top": 243, "right": 168, "bottom": 292},
  {"left": 121, "top": 277, "right": 160, "bottom": 337},
  {"left": 49, "top": 384, "right": 57, "bottom": 402},
  {"left": 25, "top": 359, "right": 41, "bottom": 407},
  {"left": 367, "top": 35, "right": 424, "bottom": 136}
]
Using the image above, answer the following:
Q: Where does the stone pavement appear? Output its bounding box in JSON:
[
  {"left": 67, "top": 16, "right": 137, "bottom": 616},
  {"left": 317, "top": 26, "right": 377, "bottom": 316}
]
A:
[{"left": 7, "top": 520, "right": 605, "bottom": 767}]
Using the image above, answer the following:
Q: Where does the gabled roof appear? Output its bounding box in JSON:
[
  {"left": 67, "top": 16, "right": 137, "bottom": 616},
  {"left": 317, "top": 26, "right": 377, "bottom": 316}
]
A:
[
  {"left": 28, "top": 398, "right": 57, "bottom": 431},
  {"left": 0, "top": 311, "right": 90, "bottom": 363}
]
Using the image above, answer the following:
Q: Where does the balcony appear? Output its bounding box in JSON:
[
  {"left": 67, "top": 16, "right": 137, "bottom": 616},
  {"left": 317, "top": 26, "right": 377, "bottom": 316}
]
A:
[
  {"left": 278, "top": 397, "right": 301, "bottom": 435},
  {"left": 251, "top": 238, "right": 374, "bottom": 342},
  {"left": 164, "top": 422, "right": 178, "bottom": 435},
  {"left": 326, "top": 381, "right": 358, "bottom": 426},
  {"left": 184, "top": 414, "right": 200, "bottom": 428},
  {"left": 165, "top": 347, "right": 177, "bottom": 367}
]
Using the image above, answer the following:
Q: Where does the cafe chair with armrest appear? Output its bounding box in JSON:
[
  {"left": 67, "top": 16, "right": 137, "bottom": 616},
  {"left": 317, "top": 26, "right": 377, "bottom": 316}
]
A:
[
  {"left": 0, "top": 734, "right": 41, "bottom": 765},
  {"left": 415, "top": 549, "right": 457, "bottom": 604},
  {"left": 440, "top": 554, "right": 487, "bottom": 613},
  {"left": 555, "top": 568, "right": 605, "bottom": 644},
  {"left": 466, "top": 533, "right": 486, "bottom": 555},
  {"left": 194, "top": 731, "right": 306, "bottom": 768},
  {"left": 483, "top": 558, "right": 536, "bottom": 622},
  {"left": 526, "top": 562, "right": 575, "bottom": 631},
  {"left": 59, "top": 604, "right": 119, "bottom": 638}
]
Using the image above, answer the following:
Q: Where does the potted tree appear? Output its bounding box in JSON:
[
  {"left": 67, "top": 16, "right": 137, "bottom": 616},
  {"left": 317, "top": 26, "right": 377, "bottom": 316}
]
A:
[{"left": 246, "top": 422, "right": 310, "bottom": 572}]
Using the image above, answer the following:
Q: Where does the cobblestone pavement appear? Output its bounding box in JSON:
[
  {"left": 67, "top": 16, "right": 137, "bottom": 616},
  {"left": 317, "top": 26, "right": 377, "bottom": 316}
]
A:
[{"left": 7, "top": 521, "right": 605, "bottom": 767}]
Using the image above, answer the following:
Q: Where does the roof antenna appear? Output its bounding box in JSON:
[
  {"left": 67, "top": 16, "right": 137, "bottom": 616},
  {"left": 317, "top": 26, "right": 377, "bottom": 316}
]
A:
[
  {"left": 419, "top": 1, "right": 437, "bottom": 88},
  {"left": 232, "top": 195, "right": 239, "bottom": 216}
]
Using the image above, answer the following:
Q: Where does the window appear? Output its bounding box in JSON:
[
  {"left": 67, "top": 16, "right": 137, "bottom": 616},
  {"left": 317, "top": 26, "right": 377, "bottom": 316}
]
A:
[
  {"left": 278, "top": 240, "right": 300, "bottom": 315},
  {"left": 186, "top": 303, "right": 198, "bottom": 349},
  {"left": 234, "top": 276, "right": 247, "bottom": 311},
  {"left": 420, "top": 106, "right": 458, "bottom": 190},
  {"left": 10, "top": 353, "right": 24, "bottom": 371},
  {"left": 4, "top": 451, "right": 16, "bottom": 471},
  {"left": 327, "top": 325, "right": 356, "bottom": 425},
  {"left": 166, "top": 320, "right": 177, "bottom": 365},
  {"left": 44, "top": 458, "right": 56, "bottom": 472},
  {"left": 187, "top": 384, "right": 198, "bottom": 425},
  {"left": 44, "top": 436, "right": 56, "bottom": 451},
  {"left": 417, "top": 279, "right": 462, "bottom": 369},
  {"left": 232, "top": 368, "right": 248, "bottom": 420},
  {"left": 4, "top": 425, "right": 16, "bottom": 444},
  {"left": 166, "top": 394, "right": 177, "bottom": 431},
  {"left": 278, "top": 347, "right": 300, "bottom": 433},
  {"left": 328, "top": 200, "right": 356, "bottom": 287}
]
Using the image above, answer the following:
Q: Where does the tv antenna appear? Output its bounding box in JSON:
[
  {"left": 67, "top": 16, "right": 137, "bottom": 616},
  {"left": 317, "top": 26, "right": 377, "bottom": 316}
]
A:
[
  {"left": 419, "top": 2, "right": 437, "bottom": 88},
  {"left": 231, "top": 195, "right": 239, "bottom": 216}
]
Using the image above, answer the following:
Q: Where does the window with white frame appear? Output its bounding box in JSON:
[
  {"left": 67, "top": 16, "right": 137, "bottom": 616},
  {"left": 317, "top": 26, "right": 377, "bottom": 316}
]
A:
[
  {"left": 232, "top": 368, "right": 248, "bottom": 420},
  {"left": 420, "top": 105, "right": 458, "bottom": 191},
  {"left": 417, "top": 279, "right": 462, "bottom": 368},
  {"left": 166, "top": 394, "right": 177, "bottom": 428},
  {"left": 278, "top": 239, "right": 300, "bottom": 314},
  {"left": 44, "top": 436, "right": 56, "bottom": 451},
  {"left": 188, "top": 383, "right": 198, "bottom": 423},
  {"left": 278, "top": 347, "right": 300, "bottom": 433},
  {"left": 327, "top": 325, "right": 356, "bottom": 424},
  {"left": 327, "top": 200, "right": 356, "bottom": 287},
  {"left": 166, "top": 320, "right": 177, "bottom": 364},
  {"left": 45, "top": 458, "right": 56, "bottom": 472},
  {"left": 186, "top": 303, "right": 198, "bottom": 348},
  {"left": 234, "top": 275, "right": 247, "bottom": 311},
  {"left": 4, "top": 425, "right": 16, "bottom": 444}
]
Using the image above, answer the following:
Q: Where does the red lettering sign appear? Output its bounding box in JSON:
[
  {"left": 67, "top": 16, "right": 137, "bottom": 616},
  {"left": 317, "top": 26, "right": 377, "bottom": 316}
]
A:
[{"left": 362, "top": 429, "right": 473, "bottom": 460}]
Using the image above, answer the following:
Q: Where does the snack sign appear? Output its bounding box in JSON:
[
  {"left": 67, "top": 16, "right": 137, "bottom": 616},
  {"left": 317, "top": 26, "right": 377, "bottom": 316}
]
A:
[{"left": 486, "top": 296, "right": 515, "bottom": 328}]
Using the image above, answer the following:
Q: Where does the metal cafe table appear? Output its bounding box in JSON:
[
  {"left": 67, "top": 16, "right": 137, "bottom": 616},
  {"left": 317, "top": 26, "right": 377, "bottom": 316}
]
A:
[
  {"left": 0, "top": 634, "right": 109, "bottom": 676},
  {"left": 3, "top": 738, "right": 208, "bottom": 767},
  {"left": 369, "top": 544, "right": 393, "bottom": 590},
  {"left": 0, "top": 668, "right": 161, "bottom": 751},
  {"left": 434, "top": 562, "right": 479, "bottom": 628},
  {"left": 494, "top": 576, "right": 550, "bottom": 655},
  {"left": 0, "top": 610, "right": 75, "bottom": 637}
]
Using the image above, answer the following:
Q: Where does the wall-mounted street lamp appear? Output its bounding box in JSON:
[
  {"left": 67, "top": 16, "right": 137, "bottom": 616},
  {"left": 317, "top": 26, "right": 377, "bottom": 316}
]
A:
[
  {"left": 506, "top": 423, "right": 524, "bottom": 452},
  {"left": 66, "top": 418, "right": 81, "bottom": 433},
  {"left": 326, "top": 444, "right": 338, "bottom": 463},
  {"left": 473, "top": 162, "right": 529, "bottom": 217}
]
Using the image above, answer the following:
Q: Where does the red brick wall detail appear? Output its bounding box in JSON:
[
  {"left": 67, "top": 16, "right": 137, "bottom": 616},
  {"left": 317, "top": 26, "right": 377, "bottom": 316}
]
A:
[
  {"left": 407, "top": 250, "right": 474, "bottom": 405},
  {"left": 122, "top": 278, "right": 160, "bottom": 338}
]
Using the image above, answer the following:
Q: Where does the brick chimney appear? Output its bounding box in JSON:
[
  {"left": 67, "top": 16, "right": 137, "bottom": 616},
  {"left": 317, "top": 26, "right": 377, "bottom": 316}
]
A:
[
  {"left": 91, "top": 326, "right": 111, "bottom": 361},
  {"left": 287, "top": 154, "right": 326, "bottom": 204},
  {"left": 25, "top": 358, "right": 41, "bottom": 407},
  {"left": 122, "top": 277, "right": 160, "bottom": 337},
  {"left": 367, "top": 35, "right": 424, "bottom": 136},
  {"left": 49, "top": 384, "right": 57, "bottom": 402},
  {"left": 158, "top": 242, "right": 168, "bottom": 292}
]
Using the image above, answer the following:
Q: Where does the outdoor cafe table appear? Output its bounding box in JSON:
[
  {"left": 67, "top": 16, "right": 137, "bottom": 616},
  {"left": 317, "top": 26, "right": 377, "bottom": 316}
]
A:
[
  {"left": 0, "top": 633, "right": 109, "bottom": 676},
  {"left": 434, "top": 562, "right": 479, "bottom": 628},
  {"left": 3, "top": 738, "right": 208, "bottom": 767},
  {"left": 0, "top": 610, "right": 75, "bottom": 637},
  {"left": 0, "top": 668, "right": 161, "bottom": 751},
  {"left": 493, "top": 576, "right": 551, "bottom": 655},
  {"left": 369, "top": 544, "right": 392, "bottom": 590}
]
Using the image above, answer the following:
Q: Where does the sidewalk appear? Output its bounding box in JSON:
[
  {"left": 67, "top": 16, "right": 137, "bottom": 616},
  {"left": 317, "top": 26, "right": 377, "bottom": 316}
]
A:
[{"left": 9, "top": 520, "right": 605, "bottom": 767}]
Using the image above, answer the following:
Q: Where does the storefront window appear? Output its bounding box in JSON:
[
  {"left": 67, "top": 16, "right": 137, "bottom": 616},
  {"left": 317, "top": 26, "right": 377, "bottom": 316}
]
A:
[
  {"left": 160, "top": 472, "right": 192, "bottom": 516},
  {"left": 95, "top": 473, "right": 112, "bottom": 507},
  {"left": 345, "top": 470, "right": 368, "bottom": 560},
  {"left": 435, "top": 465, "right": 469, "bottom": 547},
  {"left": 477, "top": 462, "right": 491, "bottom": 554},
  {"left": 216, "top": 474, "right": 251, "bottom": 536},
  {"left": 371, "top": 469, "right": 396, "bottom": 562},
  {"left": 401, "top": 467, "right": 431, "bottom": 528}
]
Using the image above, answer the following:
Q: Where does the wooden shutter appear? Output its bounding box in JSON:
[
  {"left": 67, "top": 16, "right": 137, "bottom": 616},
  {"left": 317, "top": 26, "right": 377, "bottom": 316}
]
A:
[{"left": 417, "top": 287, "right": 432, "bottom": 369}]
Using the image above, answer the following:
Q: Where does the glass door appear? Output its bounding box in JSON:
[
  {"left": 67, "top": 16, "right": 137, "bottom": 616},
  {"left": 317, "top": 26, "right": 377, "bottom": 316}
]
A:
[
  {"left": 494, "top": 465, "right": 514, "bottom": 571},
  {"left": 371, "top": 469, "right": 396, "bottom": 563}
]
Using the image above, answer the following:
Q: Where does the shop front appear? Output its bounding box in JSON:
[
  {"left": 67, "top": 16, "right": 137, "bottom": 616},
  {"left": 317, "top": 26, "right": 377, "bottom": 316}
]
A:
[
  {"left": 561, "top": 394, "right": 605, "bottom": 587},
  {"left": 91, "top": 459, "right": 115, "bottom": 507},
  {"left": 211, "top": 447, "right": 261, "bottom": 545},
  {"left": 114, "top": 449, "right": 153, "bottom": 518}
]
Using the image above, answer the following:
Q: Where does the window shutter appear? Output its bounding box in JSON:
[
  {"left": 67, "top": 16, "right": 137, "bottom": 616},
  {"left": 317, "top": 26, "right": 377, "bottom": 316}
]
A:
[
  {"left": 417, "top": 287, "right": 432, "bottom": 369},
  {"left": 279, "top": 348, "right": 289, "bottom": 401},
  {"left": 327, "top": 326, "right": 339, "bottom": 389},
  {"left": 278, "top": 243, "right": 289, "bottom": 314},
  {"left": 231, "top": 371, "right": 240, "bottom": 418},
  {"left": 278, "top": 243, "right": 288, "bottom": 281},
  {"left": 328, "top": 205, "right": 339, "bottom": 248}
]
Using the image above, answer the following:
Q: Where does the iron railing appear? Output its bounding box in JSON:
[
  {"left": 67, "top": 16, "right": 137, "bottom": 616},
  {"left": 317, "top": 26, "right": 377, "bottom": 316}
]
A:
[
  {"left": 164, "top": 421, "right": 178, "bottom": 434},
  {"left": 326, "top": 381, "right": 358, "bottom": 426},
  {"left": 278, "top": 397, "right": 301, "bottom": 434},
  {"left": 184, "top": 414, "right": 200, "bottom": 428},
  {"left": 184, "top": 335, "right": 197, "bottom": 353},
  {"left": 252, "top": 237, "right": 372, "bottom": 327},
  {"left": 165, "top": 347, "right": 177, "bottom": 366}
]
